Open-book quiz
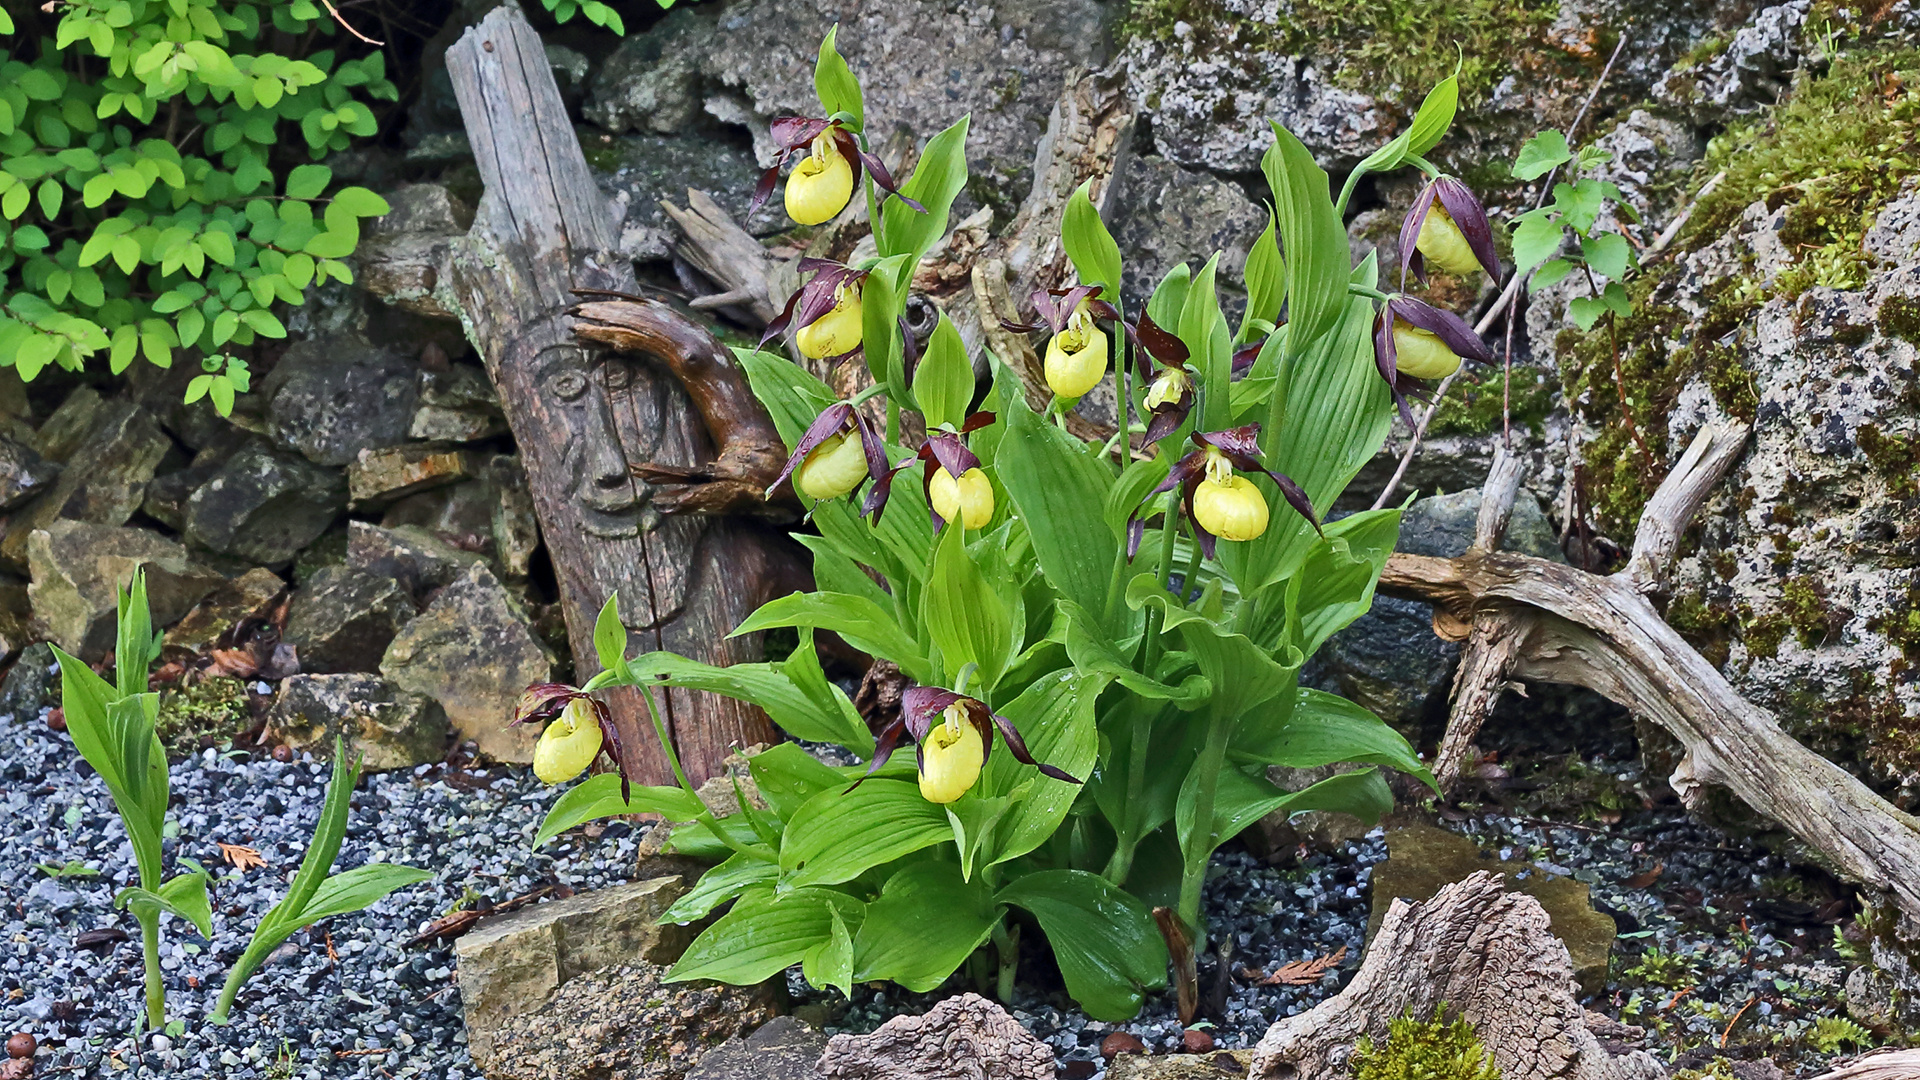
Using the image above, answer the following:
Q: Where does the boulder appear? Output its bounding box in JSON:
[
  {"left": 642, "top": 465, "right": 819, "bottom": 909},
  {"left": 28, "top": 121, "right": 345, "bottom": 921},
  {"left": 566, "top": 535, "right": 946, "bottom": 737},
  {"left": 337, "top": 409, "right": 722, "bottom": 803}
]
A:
[
  {"left": 1367, "top": 824, "right": 1616, "bottom": 993},
  {"left": 261, "top": 336, "right": 420, "bottom": 467},
  {"left": 29, "top": 386, "right": 106, "bottom": 463},
  {"left": 142, "top": 462, "right": 220, "bottom": 532},
  {"left": 0, "top": 434, "right": 59, "bottom": 511},
  {"left": 282, "top": 565, "right": 418, "bottom": 674},
  {"left": 410, "top": 363, "right": 506, "bottom": 443},
  {"left": 0, "top": 574, "right": 31, "bottom": 661},
  {"left": 26, "top": 523, "right": 224, "bottom": 660},
  {"left": 352, "top": 182, "right": 470, "bottom": 320},
  {"left": 590, "top": 132, "right": 768, "bottom": 262},
  {"left": 380, "top": 563, "right": 554, "bottom": 762},
  {"left": 488, "top": 456, "right": 540, "bottom": 579},
  {"left": 817, "top": 993, "right": 1054, "bottom": 1080},
  {"left": 347, "top": 444, "right": 483, "bottom": 506},
  {"left": 455, "top": 877, "right": 698, "bottom": 1068},
  {"left": 180, "top": 440, "right": 348, "bottom": 566},
  {"left": 1, "top": 399, "right": 171, "bottom": 570},
  {"left": 167, "top": 567, "right": 286, "bottom": 650},
  {"left": 346, "top": 521, "right": 488, "bottom": 599},
  {"left": 266, "top": 673, "right": 449, "bottom": 770},
  {"left": 0, "top": 642, "right": 57, "bottom": 718},
  {"left": 684, "top": 1017, "right": 827, "bottom": 1080},
  {"left": 1110, "top": 155, "right": 1268, "bottom": 320},
  {"left": 380, "top": 476, "right": 496, "bottom": 553},
  {"left": 586, "top": 0, "right": 1120, "bottom": 214}
]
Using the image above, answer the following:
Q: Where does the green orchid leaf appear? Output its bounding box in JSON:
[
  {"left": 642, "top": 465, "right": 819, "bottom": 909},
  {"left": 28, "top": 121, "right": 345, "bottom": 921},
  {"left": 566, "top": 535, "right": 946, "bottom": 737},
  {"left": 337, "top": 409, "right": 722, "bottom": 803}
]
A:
[
  {"left": 1062, "top": 179, "right": 1122, "bottom": 298},
  {"left": 660, "top": 852, "right": 780, "bottom": 925},
  {"left": 878, "top": 116, "right": 968, "bottom": 269},
  {"left": 732, "top": 592, "right": 932, "bottom": 684},
  {"left": 533, "top": 774, "right": 705, "bottom": 847},
  {"left": 983, "top": 669, "right": 1105, "bottom": 867},
  {"left": 1261, "top": 120, "right": 1349, "bottom": 353},
  {"left": 925, "top": 521, "right": 1013, "bottom": 689},
  {"left": 668, "top": 887, "right": 865, "bottom": 986},
  {"left": 1233, "top": 688, "right": 1433, "bottom": 789},
  {"left": 813, "top": 26, "right": 863, "bottom": 129},
  {"left": 913, "top": 312, "right": 974, "bottom": 430},
  {"left": 779, "top": 780, "right": 953, "bottom": 889},
  {"left": 853, "top": 860, "right": 998, "bottom": 991},
  {"left": 998, "top": 870, "right": 1167, "bottom": 1021}
]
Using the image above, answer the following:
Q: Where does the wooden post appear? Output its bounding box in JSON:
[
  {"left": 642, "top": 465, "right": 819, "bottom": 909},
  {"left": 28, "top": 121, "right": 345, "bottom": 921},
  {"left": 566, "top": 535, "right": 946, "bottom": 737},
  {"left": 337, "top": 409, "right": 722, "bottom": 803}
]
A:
[{"left": 444, "top": 6, "right": 780, "bottom": 783}]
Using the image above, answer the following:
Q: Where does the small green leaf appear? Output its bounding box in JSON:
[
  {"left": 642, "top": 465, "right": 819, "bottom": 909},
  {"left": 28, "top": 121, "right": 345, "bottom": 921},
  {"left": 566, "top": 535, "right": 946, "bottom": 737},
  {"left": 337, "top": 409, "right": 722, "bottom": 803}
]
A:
[
  {"left": 1529, "top": 258, "right": 1573, "bottom": 291},
  {"left": 1508, "top": 209, "right": 1563, "bottom": 275},
  {"left": 36, "top": 178, "right": 61, "bottom": 219},
  {"left": 911, "top": 313, "right": 973, "bottom": 431},
  {"left": 284, "top": 163, "right": 331, "bottom": 200},
  {"left": 1405, "top": 74, "right": 1459, "bottom": 156},
  {"left": 1568, "top": 295, "right": 1607, "bottom": 331},
  {"left": 1581, "top": 232, "right": 1631, "bottom": 280},
  {"left": 1512, "top": 129, "right": 1572, "bottom": 181},
  {"left": 592, "top": 594, "right": 627, "bottom": 671},
  {"left": 812, "top": 26, "right": 863, "bottom": 128}
]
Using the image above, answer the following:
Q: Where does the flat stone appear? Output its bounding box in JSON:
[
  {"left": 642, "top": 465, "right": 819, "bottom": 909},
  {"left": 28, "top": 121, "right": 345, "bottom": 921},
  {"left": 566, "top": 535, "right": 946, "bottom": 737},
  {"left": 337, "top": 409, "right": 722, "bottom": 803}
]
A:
[
  {"left": 470, "top": 960, "right": 780, "bottom": 1080},
  {"left": 26, "top": 522, "right": 223, "bottom": 660},
  {"left": 685, "top": 1016, "right": 827, "bottom": 1080},
  {"left": 282, "top": 564, "right": 418, "bottom": 674},
  {"left": 181, "top": 440, "right": 347, "bottom": 565},
  {"left": 262, "top": 336, "right": 420, "bottom": 467},
  {"left": 167, "top": 567, "right": 286, "bottom": 650},
  {"left": 380, "top": 562, "right": 553, "bottom": 762},
  {"left": 1368, "top": 824, "right": 1616, "bottom": 993},
  {"left": 818, "top": 994, "right": 1055, "bottom": 1080},
  {"left": 588, "top": 132, "right": 769, "bottom": 262},
  {"left": 346, "top": 521, "right": 488, "bottom": 600},
  {"left": 266, "top": 673, "right": 449, "bottom": 770},
  {"left": 0, "top": 434, "right": 60, "bottom": 511},
  {"left": 1107, "top": 1050, "right": 1253, "bottom": 1079},
  {"left": 456, "top": 877, "right": 693, "bottom": 1067},
  {"left": 410, "top": 363, "right": 505, "bottom": 442},
  {"left": 1, "top": 399, "right": 171, "bottom": 570},
  {"left": 348, "top": 443, "right": 482, "bottom": 506},
  {"left": 0, "top": 642, "right": 57, "bottom": 718}
]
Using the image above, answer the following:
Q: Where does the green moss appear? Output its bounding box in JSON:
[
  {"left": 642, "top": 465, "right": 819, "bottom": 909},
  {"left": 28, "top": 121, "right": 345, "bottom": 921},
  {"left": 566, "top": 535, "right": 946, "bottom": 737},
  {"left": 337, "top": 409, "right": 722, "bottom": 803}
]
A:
[
  {"left": 1876, "top": 294, "right": 1920, "bottom": 340},
  {"left": 154, "top": 676, "right": 252, "bottom": 758},
  {"left": 1620, "top": 946, "right": 1699, "bottom": 990},
  {"left": 1779, "top": 575, "right": 1838, "bottom": 647},
  {"left": 1350, "top": 1008, "right": 1502, "bottom": 1080},
  {"left": 1427, "top": 365, "right": 1557, "bottom": 437},
  {"left": 1124, "top": 0, "right": 1562, "bottom": 107},
  {"left": 1808, "top": 1015, "right": 1874, "bottom": 1054},
  {"left": 1856, "top": 423, "right": 1920, "bottom": 498}
]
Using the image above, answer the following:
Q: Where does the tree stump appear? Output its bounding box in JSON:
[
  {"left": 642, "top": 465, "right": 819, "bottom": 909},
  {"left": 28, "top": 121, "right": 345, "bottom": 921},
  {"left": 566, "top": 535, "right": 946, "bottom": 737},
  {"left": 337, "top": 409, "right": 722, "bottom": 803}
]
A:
[{"left": 443, "top": 6, "right": 781, "bottom": 782}]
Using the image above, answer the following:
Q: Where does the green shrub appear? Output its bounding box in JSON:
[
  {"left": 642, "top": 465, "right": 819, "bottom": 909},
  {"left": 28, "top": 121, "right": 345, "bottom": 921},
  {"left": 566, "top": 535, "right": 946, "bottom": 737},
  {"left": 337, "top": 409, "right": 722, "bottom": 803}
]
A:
[{"left": 0, "top": 0, "right": 399, "bottom": 412}]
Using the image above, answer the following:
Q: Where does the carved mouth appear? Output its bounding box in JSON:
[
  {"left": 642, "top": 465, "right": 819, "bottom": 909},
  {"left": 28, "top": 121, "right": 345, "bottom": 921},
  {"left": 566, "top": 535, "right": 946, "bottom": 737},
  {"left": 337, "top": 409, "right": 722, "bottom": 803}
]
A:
[{"left": 579, "top": 503, "right": 646, "bottom": 539}]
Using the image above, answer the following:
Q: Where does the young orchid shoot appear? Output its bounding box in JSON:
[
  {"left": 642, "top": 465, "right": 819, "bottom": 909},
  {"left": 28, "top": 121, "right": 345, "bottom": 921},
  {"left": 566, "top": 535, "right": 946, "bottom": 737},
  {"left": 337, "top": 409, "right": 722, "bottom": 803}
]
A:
[
  {"left": 857, "top": 686, "right": 1083, "bottom": 805},
  {"left": 1372, "top": 296, "right": 1496, "bottom": 425},
  {"left": 1399, "top": 175, "right": 1501, "bottom": 285},
  {"left": 751, "top": 117, "right": 921, "bottom": 226},
  {"left": 1128, "top": 426, "right": 1320, "bottom": 559}
]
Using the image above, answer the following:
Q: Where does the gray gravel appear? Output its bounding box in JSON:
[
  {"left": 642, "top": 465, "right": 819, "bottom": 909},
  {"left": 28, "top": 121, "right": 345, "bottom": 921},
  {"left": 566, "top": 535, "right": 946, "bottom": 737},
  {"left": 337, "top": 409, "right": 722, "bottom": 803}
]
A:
[{"left": 0, "top": 675, "right": 635, "bottom": 1080}]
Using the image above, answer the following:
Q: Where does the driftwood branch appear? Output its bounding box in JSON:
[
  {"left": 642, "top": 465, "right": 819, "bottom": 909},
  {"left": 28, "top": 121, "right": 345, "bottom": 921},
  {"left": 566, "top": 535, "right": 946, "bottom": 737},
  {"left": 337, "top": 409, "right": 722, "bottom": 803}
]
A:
[
  {"left": 1249, "top": 872, "right": 1665, "bottom": 1080},
  {"left": 1623, "top": 417, "right": 1749, "bottom": 591},
  {"left": 1807, "top": 1050, "right": 1920, "bottom": 1080},
  {"left": 1383, "top": 420, "right": 1920, "bottom": 942}
]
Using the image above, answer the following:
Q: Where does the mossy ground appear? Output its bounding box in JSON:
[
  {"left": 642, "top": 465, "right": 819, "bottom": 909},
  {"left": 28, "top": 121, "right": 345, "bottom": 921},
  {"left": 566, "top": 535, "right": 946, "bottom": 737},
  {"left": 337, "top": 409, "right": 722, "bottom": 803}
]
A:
[
  {"left": 1350, "top": 1009, "right": 1501, "bottom": 1080},
  {"left": 154, "top": 676, "right": 254, "bottom": 758}
]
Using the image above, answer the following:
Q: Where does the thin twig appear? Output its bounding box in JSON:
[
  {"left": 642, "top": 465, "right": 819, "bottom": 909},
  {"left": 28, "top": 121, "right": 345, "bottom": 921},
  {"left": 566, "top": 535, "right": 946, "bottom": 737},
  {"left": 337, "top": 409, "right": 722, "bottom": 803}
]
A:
[
  {"left": 320, "top": 0, "right": 385, "bottom": 45},
  {"left": 1642, "top": 169, "right": 1728, "bottom": 264},
  {"left": 1369, "top": 31, "right": 1632, "bottom": 511}
]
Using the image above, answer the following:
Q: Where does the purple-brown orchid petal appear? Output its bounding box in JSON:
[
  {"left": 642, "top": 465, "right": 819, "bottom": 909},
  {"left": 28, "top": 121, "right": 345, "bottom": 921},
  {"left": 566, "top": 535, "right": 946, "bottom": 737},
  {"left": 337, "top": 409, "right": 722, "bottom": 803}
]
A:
[
  {"left": 850, "top": 712, "right": 910, "bottom": 790},
  {"left": 510, "top": 683, "right": 580, "bottom": 727},
  {"left": 861, "top": 458, "right": 913, "bottom": 522},
  {"left": 1433, "top": 177, "right": 1500, "bottom": 280},
  {"left": 959, "top": 411, "right": 997, "bottom": 435},
  {"left": 772, "top": 402, "right": 857, "bottom": 494},
  {"left": 1143, "top": 384, "right": 1194, "bottom": 446},
  {"left": 850, "top": 138, "right": 926, "bottom": 213},
  {"left": 1231, "top": 339, "right": 1264, "bottom": 376},
  {"left": 771, "top": 116, "right": 835, "bottom": 149},
  {"left": 984, "top": 707, "right": 1082, "bottom": 784},
  {"left": 923, "top": 431, "right": 981, "bottom": 478},
  {"left": 1132, "top": 308, "right": 1189, "bottom": 369},
  {"left": 1372, "top": 310, "right": 1418, "bottom": 429},
  {"left": 1389, "top": 296, "right": 1493, "bottom": 364},
  {"left": 750, "top": 165, "right": 783, "bottom": 215},
  {"left": 1126, "top": 449, "right": 1208, "bottom": 558},
  {"left": 1397, "top": 181, "right": 1441, "bottom": 287}
]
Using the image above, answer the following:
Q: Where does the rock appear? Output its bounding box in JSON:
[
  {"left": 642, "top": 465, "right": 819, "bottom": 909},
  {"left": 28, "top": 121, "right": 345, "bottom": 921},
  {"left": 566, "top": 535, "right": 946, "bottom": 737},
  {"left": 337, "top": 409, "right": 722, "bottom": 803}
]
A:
[
  {"left": 0, "top": 576, "right": 31, "bottom": 661},
  {"left": 1110, "top": 155, "right": 1267, "bottom": 321},
  {"left": 1, "top": 399, "right": 171, "bottom": 570},
  {"left": 1244, "top": 764, "right": 1373, "bottom": 859},
  {"left": 0, "top": 642, "right": 57, "bottom": 718},
  {"left": 141, "top": 463, "right": 219, "bottom": 532},
  {"left": 470, "top": 960, "right": 780, "bottom": 1080},
  {"left": 816, "top": 993, "right": 1054, "bottom": 1080},
  {"left": 348, "top": 444, "right": 483, "bottom": 506},
  {"left": 380, "top": 476, "right": 496, "bottom": 553},
  {"left": 180, "top": 441, "right": 348, "bottom": 566},
  {"left": 1367, "top": 824, "right": 1616, "bottom": 993},
  {"left": 266, "top": 673, "right": 449, "bottom": 770},
  {"left": 282, "top": 565, "right": 418, "bottom": 674},
  {"left": 346, "top": 521, "right": 488, "bottom": 600},
  {"left": 26, "top": 523, "right": 224, "bottom": 660},
  {"left": 261, "top": 336, "right": 420, "bottom": 467},
  {"left": 167, "top": 568, "right": 286, "bottom": 650},
  {"left": 0, "top": 435, "right": 59, "bottom": 511},
  {"left": 1653, "top": 2, "right": 1807, "bottom": 125},
  {"left": 153, "top": 676, "right": 251, "bottom": 757},
  {"left": 29, "top": 387, "right": 106, "bottom": 463},
  {"left": 586, "top": 0, "right": 1119, "bottom": 214},
  {"left": 1107, "top": 1051, "right": 1253, "bottom": 1079},
  {"left": 380, "top": 563, "right": 554, "bottom": 762},
  {"left": 591, "top": 132, "right": 769, "bottom": 263},
  {"left": 410, "top": 363, "right": 505, "bottom": 442},
  {"left": 488, "top": 456, "right": 540, "bottom": 579},
  {"left": 353, "top": 182, "right": 470, "bottom": 320},
  {"left": 684, "top": 1016, "right": 827, "bottom": 1080},
  {"left": 455, "top": 877, "right": 696, "bottom": 1068},
  {"left": 1397, "top": 488, "right": 1566, "bottom": 562}
]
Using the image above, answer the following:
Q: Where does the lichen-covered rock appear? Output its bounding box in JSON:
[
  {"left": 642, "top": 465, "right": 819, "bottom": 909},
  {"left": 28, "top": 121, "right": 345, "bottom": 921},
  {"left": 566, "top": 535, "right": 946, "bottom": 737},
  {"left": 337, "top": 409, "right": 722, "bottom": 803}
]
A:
[
  {"left": 1107, "top": 1051, "right": 1254, "bottom": 1079},
  {"left": 817, "top": 993, "right": 1056, "bottom": 1080},
  {"left": 353, "top": 182, "right": 470, "bottom": 320},
  {"left": 261, "top": 336, "right": 420, "bottom": 467},
  {"left": 0, "top": 399, "right": 171, "bottom": 570},
  {"left": 0, "top": 642, "right": 57, "bottom": 718},
  {"left": 684, "top": 1017, "right": 827, "bottom": 1080},
  {"left": 346, "top": 521, "right": 489, "bottom": 600},
  {"left": 348, "top": 444, "right": 483, "bottom": 506},
  {"left": 1653, "top": 1, "right": 1808, "bottom": 124},
  {"left": 586, "top": 0, "right": 1119, "bottom": 215},
  {"left": 591, "top": 132, "right": 769, "bottom": 263},
  {"left": 1110, "top": 154, "right": 1266, "bottom": 319},
  {"left": 282, "top": 565, "right": 418, "bottom": 674},
  {"left": 266, "top": 673, "right": 449, "bottom": 769},
  {"left": 0, "top": 435, "right": 59, "bottom": 512},
  {"left": 380, "top": 562, "right": 553, "bottom": 762},
  {"left": 168, "top": 567, "right": 286, "bottom": 650},
  {"left": 410, "top": 363, "right": 505, "bottom": 443},
  {"left": 180, "top": 441, "right": 348, "bottom": 566},
  {"left": 26, "top": 523, "right": 224, "bottom": 660}
]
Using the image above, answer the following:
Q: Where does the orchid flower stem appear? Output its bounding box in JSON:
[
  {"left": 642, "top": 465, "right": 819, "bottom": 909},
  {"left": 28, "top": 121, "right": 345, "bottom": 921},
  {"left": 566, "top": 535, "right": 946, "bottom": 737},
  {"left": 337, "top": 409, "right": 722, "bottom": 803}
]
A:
[
  {"left": 1179, "top": 532, "right": 1204, "bottom": 603},
  {"left": 640, "top": 681, "right": 772, "bottom": 862},
  {"left": 138, "top": 910, "right": 164, "bottom": 1031},
  {"left": 1154, "top": 492, "right": 1181, "bottom": 594},
  {"left": 991, "top": 919, "right": 1020, "bottom": 1004},
  {"left": 885, "top": 398, "right": 900, "bottom": 444},
  {"left": 848, "top": 383, "right": 888, "bottom": 407},
  {"left": 1347, "top": 283, "right": 1389, "bottom": 301},
  {"left": 1176, "top": 711, "right": 1234, "bottom": 942},
  {"left": 1334, "top": 165, "right": 1370, "bottom": 220},
  {"left": 1101, "top": 707, "right": 1154, "bottom": 887}
]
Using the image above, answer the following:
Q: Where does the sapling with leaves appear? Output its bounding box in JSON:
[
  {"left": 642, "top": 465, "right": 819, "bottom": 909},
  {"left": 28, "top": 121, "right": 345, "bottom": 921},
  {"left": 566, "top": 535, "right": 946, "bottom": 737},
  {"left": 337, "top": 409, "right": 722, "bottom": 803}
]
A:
[
  {"left": 512, "top": 30, "right": 1489, "bottom": 1022},
  {"left": 56, "top": 570, "right": 428, "bottom": 1030},
  {"left": 1507, "top": 128, "right": 1643, "bottom": 330}
]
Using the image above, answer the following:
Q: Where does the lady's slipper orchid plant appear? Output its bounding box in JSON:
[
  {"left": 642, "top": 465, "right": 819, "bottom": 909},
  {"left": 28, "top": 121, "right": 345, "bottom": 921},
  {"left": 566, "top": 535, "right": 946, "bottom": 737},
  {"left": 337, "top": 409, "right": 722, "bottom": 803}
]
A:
[
  {"left": 1129, "top": 426, "right": 1318, "bottom": 558},
  {"left": 1006, "top": 284, "right": 1123, "bottom": 400},
  {"left": 1372, "top": 295, "right": 1495, "bottom": 425},
  {"left": 763, "top": 259, "right": 867, "bottom": 362},
  {"left": 512, "top": 684, "right": 629, "bottom": 797},
  {"left": 751, "top": 117, "right": 920, "bottom": 226},
  {"left": 859, "top": 686, "right": 1083, "bottom": 805},
  {"left": 773, "top": 401, "right": 894, "bottom": 517},
  {"left": 915, "top": 413, "right": 997, "bottom": 530},
  {"left": 1399, "top": 176, "right": 1500, "bottom": 284},
  {"left": 1132, "top": 310, "right": 1195, "bottom": 444}
]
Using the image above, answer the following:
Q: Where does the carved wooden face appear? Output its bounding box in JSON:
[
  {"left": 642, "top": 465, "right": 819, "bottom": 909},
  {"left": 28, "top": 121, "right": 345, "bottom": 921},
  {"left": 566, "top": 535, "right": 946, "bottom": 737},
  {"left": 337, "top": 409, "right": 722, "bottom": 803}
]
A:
[{"left": 534, "top": 346, "right": 656, "bottom": 538}]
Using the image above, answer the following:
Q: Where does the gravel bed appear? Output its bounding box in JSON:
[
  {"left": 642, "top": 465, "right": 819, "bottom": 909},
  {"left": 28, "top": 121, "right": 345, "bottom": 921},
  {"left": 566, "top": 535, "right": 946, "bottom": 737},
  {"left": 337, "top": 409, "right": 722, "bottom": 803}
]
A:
[{"left": 0, "top": 685, "right": 634, "bottom": 1080}]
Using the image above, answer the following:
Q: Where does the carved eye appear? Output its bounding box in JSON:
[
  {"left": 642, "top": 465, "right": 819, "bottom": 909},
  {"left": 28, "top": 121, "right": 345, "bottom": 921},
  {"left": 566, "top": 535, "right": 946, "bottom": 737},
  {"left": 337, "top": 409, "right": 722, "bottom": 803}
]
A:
[
  {"left": 602, "top": 362, "right": 634, "bottom": 391},
  {"left": 549, "top": 369, "right": 589, "bottom": 401}
]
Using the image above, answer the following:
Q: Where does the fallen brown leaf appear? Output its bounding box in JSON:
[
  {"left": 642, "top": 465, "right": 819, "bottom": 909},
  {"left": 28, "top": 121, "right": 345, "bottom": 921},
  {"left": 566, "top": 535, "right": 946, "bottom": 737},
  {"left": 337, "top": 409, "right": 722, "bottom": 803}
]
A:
[
  {"left": 404, "top": 908, "right": 481, "bottom": 948},
  {"left": 205, "top": 648, "right": 260, "bottom": 678},
  {"left": 218, "top": 842, "right": 266, "bottom": 871},
  {"left": 1624, "top": 862, "right": 1664, "bottom": 889},
  {"left": 1242, "top": 945, "right": 1347, "bottom": 986}
]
